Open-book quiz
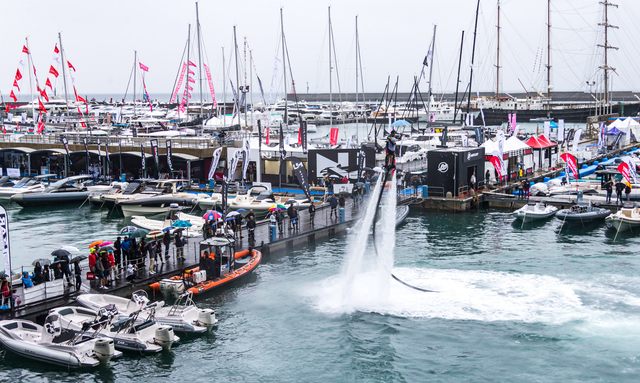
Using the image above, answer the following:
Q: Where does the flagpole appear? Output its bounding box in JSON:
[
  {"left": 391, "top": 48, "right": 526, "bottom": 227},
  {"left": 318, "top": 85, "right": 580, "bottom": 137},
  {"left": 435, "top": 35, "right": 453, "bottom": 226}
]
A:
[
  {"left": 195, "top": 2, "right": 204, "bottom": 135},
  {"left": 133, "top": 50, "right": 137, "bottom": 119},
  {"left": 58, "top": 32, "right": 70, "bottom": 118},
  {"left": 222, "top": 47, "right": 226, "bottom": 127}
]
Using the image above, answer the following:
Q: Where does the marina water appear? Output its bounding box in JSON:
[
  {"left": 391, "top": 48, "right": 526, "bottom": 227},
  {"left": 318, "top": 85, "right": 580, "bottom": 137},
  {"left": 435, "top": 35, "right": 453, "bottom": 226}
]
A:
[{"left": 2, "top": 204, "right": 640, "bottom": 381}]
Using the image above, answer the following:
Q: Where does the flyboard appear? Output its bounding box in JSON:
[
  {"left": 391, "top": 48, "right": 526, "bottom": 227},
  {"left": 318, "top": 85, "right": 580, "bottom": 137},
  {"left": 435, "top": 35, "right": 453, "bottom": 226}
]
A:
[{"left": 371, "top": 158, "right": 437, "bottom": 293}]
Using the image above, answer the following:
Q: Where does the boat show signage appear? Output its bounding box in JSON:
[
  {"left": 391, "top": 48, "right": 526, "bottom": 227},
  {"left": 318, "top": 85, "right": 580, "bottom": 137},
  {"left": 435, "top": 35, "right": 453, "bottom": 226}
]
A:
[
  {"left": 150, "top": 139, "right": 160, "bottom": 177},
  {"left": 140, "top": 143, "right": 146, "bottom": 174},
  {"left": 290, "top": 157, "right": 311, "bottom": 200},
  {"left": 0, "top": 205, "right": 11, "bottom": 278},
  {"left": 166, "top": 140, "right": 173, "bottom": 173},
  {"left": 208, "top": 147, "right": 222, "bottom": 181},
  {"left": 307, "top": 148, "right": 374, "bottom": 182},
  {"left": 83, "top": 138, "right": 89, "bottom": 174}
]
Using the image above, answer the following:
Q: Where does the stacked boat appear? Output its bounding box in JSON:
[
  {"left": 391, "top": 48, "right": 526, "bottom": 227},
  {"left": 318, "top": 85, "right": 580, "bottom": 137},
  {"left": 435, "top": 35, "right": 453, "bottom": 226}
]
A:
[{"left": 0, "top": 313, "right": 122, "bottom": 368}]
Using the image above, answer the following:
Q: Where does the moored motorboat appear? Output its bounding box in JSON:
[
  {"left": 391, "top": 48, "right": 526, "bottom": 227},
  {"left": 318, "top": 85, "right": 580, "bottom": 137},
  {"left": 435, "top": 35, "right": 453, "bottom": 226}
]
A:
[
  {"left": 118, "top": 195, "right": 197, "bottom": 217},
  {"left": 150, "top": 237, "right": 261, "bottom": 298},
  {"left": 0, "top": 314, "right": 121, "bottom": 368},
  {"left": 0, "top": 175, "right": 56, "bottom": 199},
  {"left": 513, "top": 202, "right": 558, "bottom": 222},
  {"left": 131, "top": 211, "right": 204, "bottom": 237},
  {"left": 555, "top": 203, "right": 610, "bottom": 223},
  {"left": 50, "top": 305, "right": 178, "bottom": 353},
  {"left": 605, "top": 206, "right": 640, "bottom": 233},
  {"left": 10, "top": 175, "right": 94, "bottom": 207},
  {"left": 77, "top": 290, "right": 217, "bottom": 334}
]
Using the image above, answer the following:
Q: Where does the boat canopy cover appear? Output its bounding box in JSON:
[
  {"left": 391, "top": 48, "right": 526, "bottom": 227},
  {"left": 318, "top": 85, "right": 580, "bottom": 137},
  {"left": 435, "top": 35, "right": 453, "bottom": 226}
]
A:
[{"left": 525, "top": 134, "right": 556, "bottom": 149}]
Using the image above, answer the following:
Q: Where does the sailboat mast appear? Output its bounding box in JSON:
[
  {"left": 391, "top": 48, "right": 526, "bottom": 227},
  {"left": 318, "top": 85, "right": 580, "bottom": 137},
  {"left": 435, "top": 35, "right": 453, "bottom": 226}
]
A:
[
  {"left": 328, "top": 6, "right": 333, "bottom": 128},
  {"left": 185, "top": 24, "right": 191, "bottom": 120},
  {"left": 196, "top": 2, "right": 204, "bottom": 133},
  {"left": 222, "top": 46, "right": 226, "bottom": 126},
  {"left": 25, "top": 37, "right": 35, "bottom": 120},
  {"left": 233, "top": 26, "right": 241, "bottom": 127},
  {"left": 133, "top": 50, "right": 137, "bottom": 118},
  {"left": 280, "top": 9, "right": 288, "bottom": 126},
  {"left": 355, "top": 15, "right": 359, "bottom": 140},
  {"left": 496, "top": 0, "right": 501, "bottom": 98},
  {"left": 599, "top": 1, "right": 618, "bottom": 114},
  {"left": 244, "top": 37, "right": 249, "bottom": 130},
  {"left": 546, "top": 0, "right": 551, "bottom": 109},
  {"left": 426, "top": 25, "right": 437, "bottom": 128},
  {"left": 453, "top": 31, "right": 465, "bottom": 124},
  {"left": 58, "top": 33, "right": 70, "bottom": 115},
  {"left": 466, "top": 0, "right": 481, "bottom": 118}
]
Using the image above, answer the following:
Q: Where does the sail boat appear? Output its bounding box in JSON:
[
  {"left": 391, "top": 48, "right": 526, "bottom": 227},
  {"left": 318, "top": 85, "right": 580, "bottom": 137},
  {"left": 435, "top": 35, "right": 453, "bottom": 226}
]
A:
[{"left": 473, "top": 0, "right": 640, "bottom": 125}]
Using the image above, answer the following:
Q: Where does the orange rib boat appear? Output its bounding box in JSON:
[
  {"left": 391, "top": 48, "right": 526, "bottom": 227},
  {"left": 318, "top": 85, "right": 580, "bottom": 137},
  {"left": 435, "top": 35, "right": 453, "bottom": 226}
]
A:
[{"left": 149, "top": 248, "right": 262, "bottom": 296}]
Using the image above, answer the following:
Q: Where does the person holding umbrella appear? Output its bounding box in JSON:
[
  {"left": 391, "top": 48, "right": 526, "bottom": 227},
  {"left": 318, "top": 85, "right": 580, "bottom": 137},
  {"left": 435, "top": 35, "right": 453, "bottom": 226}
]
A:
[{"left": 73, "top": 260, "right": 82, "bottom": 291}]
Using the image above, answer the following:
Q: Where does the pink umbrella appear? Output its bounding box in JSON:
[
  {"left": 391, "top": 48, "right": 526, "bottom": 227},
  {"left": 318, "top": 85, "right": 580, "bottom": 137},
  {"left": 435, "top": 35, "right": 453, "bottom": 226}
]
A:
[{"left": 202, "top": 210, "right": 222, "bottom": 221}]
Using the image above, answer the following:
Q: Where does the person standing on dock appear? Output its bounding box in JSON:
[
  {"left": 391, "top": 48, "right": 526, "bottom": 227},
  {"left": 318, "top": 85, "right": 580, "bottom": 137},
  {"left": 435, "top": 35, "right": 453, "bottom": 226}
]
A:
[
  {"left": 615, "top": 180, "right": 625, "bottom": 206},
  {"left": 175, "top": 231, "right": 185, "bottom": 262},
  {"left": 384, "top": 130, "right": 398, "bottom": 171},
  {"left": 308, "top": 203, "right": 316, "bottom": 226},
  {"left": 329, "top": 195, "right": 338, "bottom": 220},
  {"left": 114, "top": 237, "right": 122, "bottom": 271},
  {"left": 73, "top": 261, "right": 82, "bottom": 291},
  {"left": 625, "top": 183, "right": 631, "bottom": 202},
  {"left": 162, "top": 231, "right": 171, "bottom": 261},
  {"left": 604, "top": 178, "right": 613, "bottom": 203},
  {"left": 485, "top": 169, "right": 491, "bottom": 188},
  {"left": 247, "top": 215, "right": 256, "bottom": 243}
]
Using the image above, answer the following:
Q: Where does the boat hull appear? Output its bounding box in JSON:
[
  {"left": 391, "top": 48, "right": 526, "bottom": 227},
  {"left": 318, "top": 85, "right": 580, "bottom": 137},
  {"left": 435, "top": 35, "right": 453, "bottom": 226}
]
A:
[{"left": 10, "top": 191, "right": 90, "bottom": 207}]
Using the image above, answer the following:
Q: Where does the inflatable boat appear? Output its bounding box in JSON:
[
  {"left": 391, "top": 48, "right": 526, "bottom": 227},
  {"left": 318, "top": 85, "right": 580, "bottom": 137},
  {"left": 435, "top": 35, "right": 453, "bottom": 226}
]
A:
[
  {"left": 150, "top": 244, "right": 261, "bottom": 298},
  {"left": 555, "top": 204, "right": 610, "bottom": 223},
  {"left": 513, "top": 202, "right": 558, "bottom": 223}
]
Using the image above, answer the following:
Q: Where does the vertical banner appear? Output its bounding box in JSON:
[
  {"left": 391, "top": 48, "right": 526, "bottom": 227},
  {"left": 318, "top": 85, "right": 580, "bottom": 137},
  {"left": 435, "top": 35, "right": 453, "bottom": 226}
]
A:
[
  {"left": 208, "top": 147, "right": 222, "bottom": 180},
  {"left": 356, "top": 148, "right": 366, "bottom": 182},
  {"left": 221, "top": 180, "right": 228, "bottom": 211},
  {"left": 242, "top": 139, "right": 250, "bottom": 181},
  {"left": 140, "top": 143, "right": 146, "bottom": 177},
  {"left": 301, "top": 120, "right": 308, "bottom": 153},
  {"left": 289, "top": 157, "right": 311, "bottom": 200},
  {"left": 166, "top": 140, "right": 173, "bottom": 173},
  {"left": 557, "top": 119, "right": 565, "bottom": 145},
  {"left": 617, "top": 162, "right": 632, "bottom": 185},
  {"left": 228, "top": 150, "right": 241, "bottom": 181},
  {"left": 279, "top": 124, "right": 287, "bottom": 178},
  {"left": 203, "top": 63, "right": 218, "bottom": 108},
  {"left": 60, "top": 136, "right": 71, "bottom": 165},
  {"left": 474, "top": 127, "right": 484, "bottom": 145},
  {"left": 560, "top": 152, "right": 579, "bottom": 180},
  {"left": 97, "top": 140, "right": 103, "bottom": 173},
  {"left": 83, "top": 137, "right": 89, "bottom": 175},
  {"left": 329, "top": 127, "right": 339, "bottom": 146},
  {"left": 104, "top": 141, "right": 110, "bottom": 176},
  {"left": 150, "top": 139, "right": 160, "bottom": 178},
  {"left": 258, "top": 120, "right": 263, "bottom": 154},
  {"left": 543, "top": 121, "right": 551, "bottom": 139},
  {"left": 265, "top": 127, "right": 270, "bottom": 145},
  {"left": 572, "top": 129, "right": 582, "bottom": 154},
  {"left": 0, "top": 206, "right": 11, "bottom": 279}
]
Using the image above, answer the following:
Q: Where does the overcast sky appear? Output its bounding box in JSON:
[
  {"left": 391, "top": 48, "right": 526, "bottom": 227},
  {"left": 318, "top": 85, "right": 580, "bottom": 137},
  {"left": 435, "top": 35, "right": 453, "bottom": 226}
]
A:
[{"left": 3, "top": 0, "right": 640, "bottom": 100}]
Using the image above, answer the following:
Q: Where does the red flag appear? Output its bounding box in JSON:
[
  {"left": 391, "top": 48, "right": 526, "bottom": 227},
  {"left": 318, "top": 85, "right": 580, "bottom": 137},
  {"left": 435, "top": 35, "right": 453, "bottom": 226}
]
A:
[
  {"left": 49, "top": 65, "right": 59, "bottom": 78},
  {"left": 22, "top": 45, "right": 29, "bottom": 54},
  {"left": 76, "top": 94, "right": 87, "bottom": 104},
  {"left": 53, "top": 45, "right": 59, "bottom": 54},
  {"left": 139, "top": 62, "right": 149, "bottom": 72},
  {"left": 9, "top": 90, "right": 17, "bottom": 102},
  {"left": 13, "top": 79, "right": 20, "bottom": 91},
  {"left": 297, "top": 126, "right": 302, "bottom": 145},
  {"left": 329, "top": 127, "right": 339, "bottom": 146},
  {"left": 188, "top": 60, "right": 196, "bottom": 67},
  {"left": 40, "top": 88, "right": 49, "bottom": 102},
  {"left": 618, "top": 162, "right": 632, "bottom": 185},
  {"left": 38, "top": 99, "right": 47, "bottom": 113},
  {"left": 265, "top": 127, "right": 270, "bottom": 145},
  {"left": 488, "top": 155, "right": 503, "bottom": 180},
  {"left": 15, "top": 69, "right": 22, "bottom": 81},
  {"left": 45, "top": 78, "right": 53, "bottom": 90},
  {"left": 67, "top": 61, "right": 76, "bottom": 72},
  {"left": 37, "top": 118, "right": 45, "bottom": 134},
  {"left": 560, "top": 152, "right": 579, "bottom": 180}
]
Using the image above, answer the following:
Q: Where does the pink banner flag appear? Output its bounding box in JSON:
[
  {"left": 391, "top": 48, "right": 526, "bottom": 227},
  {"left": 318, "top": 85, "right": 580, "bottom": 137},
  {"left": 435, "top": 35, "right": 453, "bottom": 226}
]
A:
[
  {"left": 203, "top": 63, "right": 217, "bottom": 108},
  {"left": 329, "top": 127, "right": 339, "bottom": 146},
  {"left": 143, "top": 78, "right": 153, "bottom": 112},
  {"left": 139, "top": 62, "right": 149, "bottom": 72},
  {"left": 171, "top": 63, "right": 187, "bottom": 104},
  {"left": 510, "top": 113, "right": 517, "bottom": 133},
  {"left": 560, "top": 152, "right": 579, "bottom": 180}
]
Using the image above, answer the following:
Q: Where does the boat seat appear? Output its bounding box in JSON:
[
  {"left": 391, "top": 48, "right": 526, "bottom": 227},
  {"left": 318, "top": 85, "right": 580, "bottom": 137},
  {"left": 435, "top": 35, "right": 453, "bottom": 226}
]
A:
[{"left": 51, "top": 329, "right": 76, "bottom": 344}]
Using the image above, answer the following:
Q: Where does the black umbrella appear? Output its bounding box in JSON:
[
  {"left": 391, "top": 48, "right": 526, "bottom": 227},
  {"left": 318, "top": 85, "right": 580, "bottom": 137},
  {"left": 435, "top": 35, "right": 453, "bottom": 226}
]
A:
[
  {"left": 32, "top": 258, "right": 51, "bottom": 266},
  {"left": 51, "top": 249, "right": 71, "bottom": 261},
  {"left": 70, "top": 255, "right": 88, "bottom": 263},
  {"left": 50, "top": 259, "right": 66, "bottom": 267}
]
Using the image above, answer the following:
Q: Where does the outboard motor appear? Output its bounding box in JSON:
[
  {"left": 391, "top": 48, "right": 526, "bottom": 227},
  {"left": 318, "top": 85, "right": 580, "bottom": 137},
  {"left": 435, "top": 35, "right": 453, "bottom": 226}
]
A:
[
  {"left": 93, "top": 338, "right": 116, "bottom": 362},
  {"left": 196, "top": 309, "right": 217, "bottom": 331},
  {"left": 154, "top": 326, "right": 177, "bottom": 351}
]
